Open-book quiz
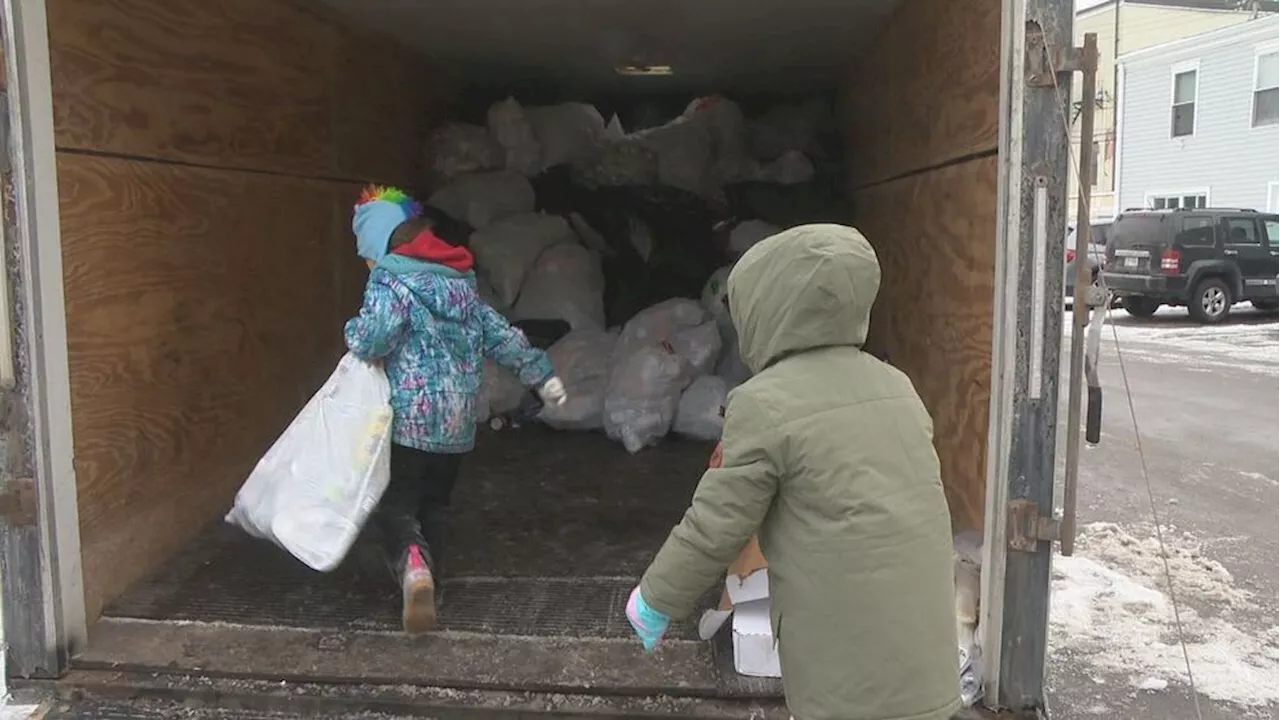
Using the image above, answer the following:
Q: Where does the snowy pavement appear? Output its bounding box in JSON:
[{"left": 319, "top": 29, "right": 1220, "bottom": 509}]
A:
[{"left": 1049, "top": 306, "right": 1279, "bottom": 719}]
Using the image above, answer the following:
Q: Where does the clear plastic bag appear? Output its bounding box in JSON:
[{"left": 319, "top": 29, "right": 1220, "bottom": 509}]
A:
[
  {"left": 512, "top": 244, "right": 606, "bottom": 331},
  {"left": 604, "top": 344, "right": 691, "bottom": 453},
  {"left": 539, "top": 329, "right": 617, "bottom": 430},
  {"left": 427, "top": 171, "right": 535, "bottom": 229},
  {"left": 674, "top": 376, "right": 728, "bottom": 440},
  {"left": 612, "top": 298, "right": 710, "bottom": 368},
  {"left": 668, "top": 321, "right": 722, "bottom": 377},
  {"left": 470, "top": 213, "right": 578, "bottom": 307},
  {"left": 226, "top": 354, "right": 392, "bottom": 572}
]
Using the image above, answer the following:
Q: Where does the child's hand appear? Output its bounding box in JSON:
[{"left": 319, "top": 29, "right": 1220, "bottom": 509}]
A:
[
  {"left": 625, "top": 586, "right": 670, "bottom": 653},
  {"left": 538, "top": 377, "right": 567, "bottom": 407}
]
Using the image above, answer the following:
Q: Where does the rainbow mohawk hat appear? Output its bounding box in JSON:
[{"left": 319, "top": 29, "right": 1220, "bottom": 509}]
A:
[{"left": 353, "top": 185, "right": 424, "bottom": 263}]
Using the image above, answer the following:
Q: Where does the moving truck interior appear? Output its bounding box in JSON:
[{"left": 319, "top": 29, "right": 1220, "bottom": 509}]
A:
[{"left": 0, "top": 0, "right": 1078, "bottom": 716}]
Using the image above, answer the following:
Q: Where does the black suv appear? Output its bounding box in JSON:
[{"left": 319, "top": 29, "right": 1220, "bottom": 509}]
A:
[{"left": 1101, "top": 208, "right": 1279, "bottom": 324}]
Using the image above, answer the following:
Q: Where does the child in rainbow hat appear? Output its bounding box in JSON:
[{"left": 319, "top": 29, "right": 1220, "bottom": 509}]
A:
[{"left": 346, "top": 186, "right": 566, "bottom": 635}]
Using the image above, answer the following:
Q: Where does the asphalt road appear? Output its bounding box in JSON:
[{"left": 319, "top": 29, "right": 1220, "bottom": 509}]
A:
[{"left": 1047, "top": 305, "right": 1279, "bottom": 720}]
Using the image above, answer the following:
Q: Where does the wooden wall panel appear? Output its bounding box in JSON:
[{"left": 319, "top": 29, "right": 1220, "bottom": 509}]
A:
[
  {"left": 841, "top": 0, "right": 1001, "bottom": 187},
  {"left": 849, "top": 157, "right": 998, "bottom": 532},
  {"left": 48, "top": 0, "right": 446, "bottom": 617},
  {"left": 59, "top": 155, "right": 361, "bottom": 618},
  {"left": 48, "top": 0, "right": 445, "bottom": 183}
]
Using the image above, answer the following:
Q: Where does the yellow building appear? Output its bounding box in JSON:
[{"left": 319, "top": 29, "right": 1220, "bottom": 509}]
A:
[{"left": 1069, "top": 0, "right": 1274, "bottom": 221}]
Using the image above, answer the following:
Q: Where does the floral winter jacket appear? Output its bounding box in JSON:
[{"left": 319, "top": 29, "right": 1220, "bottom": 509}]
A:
[{"left": 344, "top": 258, "right": 553, "bottom": 454}]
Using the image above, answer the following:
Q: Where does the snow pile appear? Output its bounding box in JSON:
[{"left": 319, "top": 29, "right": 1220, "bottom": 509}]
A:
[
  {"left": 1049, "top": 522, "right": 1278, "bottom": 707},
  {"left": 1064, "top": 308, "right": 1279, "bottom": 377}
]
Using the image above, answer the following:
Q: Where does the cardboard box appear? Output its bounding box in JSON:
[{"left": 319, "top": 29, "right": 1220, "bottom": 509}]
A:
[
  {"left": 732, "top": 598, "right": 782, "bottom": 678},
  {"left": 696, "top": 535, "right": 782, "bottom": 678}
]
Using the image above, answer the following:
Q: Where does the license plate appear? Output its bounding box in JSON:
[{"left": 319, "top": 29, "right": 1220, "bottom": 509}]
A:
[{"left": 1124, "top": 256, "right": 1139, "bottom": 268}]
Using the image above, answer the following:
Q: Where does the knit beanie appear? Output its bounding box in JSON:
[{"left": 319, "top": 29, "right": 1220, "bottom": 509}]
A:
[{"left": 353, "top": 186, "right": 423, "bottom": 263}]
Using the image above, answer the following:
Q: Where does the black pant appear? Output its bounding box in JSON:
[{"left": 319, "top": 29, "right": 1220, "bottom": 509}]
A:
[{"left": 374, "top": 443, "right": 463, "bottom": 575}]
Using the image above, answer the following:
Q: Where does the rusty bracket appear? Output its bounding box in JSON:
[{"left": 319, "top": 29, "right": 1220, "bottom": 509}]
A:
[
  {"left": 1027, "top": 42, "right": 1098, "bottom": 87},
  {"left": 0, "top": 476, "right": 38, "bottom": 527},
  {"left": 1007, "top": 498, "right": 1061, "bottom": 552}
]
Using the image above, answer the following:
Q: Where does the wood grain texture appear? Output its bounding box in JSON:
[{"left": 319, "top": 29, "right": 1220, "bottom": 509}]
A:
[
  {"left": 47, "top": 0, "right": 442, "bottom": 183},
  {"left": 58, "top": 154, "right": 363, "bottom": 619},
  {"left": 840, "top": 0, "right": 1001, "bottom": 188},
  {"left": 850, "top": 157, "right": 999, "bottom": 532}
]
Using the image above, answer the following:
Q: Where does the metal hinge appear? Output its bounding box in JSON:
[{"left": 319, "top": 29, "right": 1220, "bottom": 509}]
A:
[
  {"left": 0, "top": 476, "right": 37, "bottom": 526},
  {"left": 1007, "top": 498, "right": 1060, "bottom": 552}
]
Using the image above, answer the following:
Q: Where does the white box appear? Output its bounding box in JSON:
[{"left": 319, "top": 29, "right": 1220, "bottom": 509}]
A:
[{"left": 732, "top": 598, "right": 782, "bottom": 678}]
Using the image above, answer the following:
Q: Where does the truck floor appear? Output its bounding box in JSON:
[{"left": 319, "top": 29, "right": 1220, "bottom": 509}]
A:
[{"left": 81, "top": 428, "right": 783, "bottom": 702}]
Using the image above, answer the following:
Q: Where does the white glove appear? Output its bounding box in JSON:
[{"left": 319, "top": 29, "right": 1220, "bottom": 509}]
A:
[{"left": 538, "top": 376, "right": 567, "bottom": 407}]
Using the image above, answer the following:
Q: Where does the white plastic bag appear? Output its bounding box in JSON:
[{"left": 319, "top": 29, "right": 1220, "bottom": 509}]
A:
[
  {"left": 513, "top": 244, "right": 606, "bottom": 331},
  {"left": 674, "top": 376, "right": 728, "bottom": 440},
  {"left": 729, "top": 219, "right": 782, "bottom": 257},
  {"left": 527, "top": 103, "right": 607, "bottom": 171},
  {"left": 427, "top": 171, "right": 535, "bottom": 229},
  {"left": 226, "top": 354, "right": 392, "bottom": 572},
  {"left": 425, "top": 123, "right": 504, "bottom": 180},
  {"left": 487, "top": 97, "right": 542, "bottom": 176},
  {"left": 604, "top": 345, "right": 691, "bottom": 453},
  {"left": 470, "top": 213, "right": 578, "bottom": 307},
  {"left": 539, "top": 330, "right": 617, "bottom": 430},
  {"left": 612, "top": 298, "right": 710, "bottom": 369}
]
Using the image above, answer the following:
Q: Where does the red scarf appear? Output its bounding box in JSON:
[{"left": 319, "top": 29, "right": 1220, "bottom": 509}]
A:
[{"left": 392, "top": 227, "right": 475, "bottom": 272}]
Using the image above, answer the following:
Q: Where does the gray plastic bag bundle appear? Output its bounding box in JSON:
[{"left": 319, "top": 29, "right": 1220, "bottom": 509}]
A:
[
  {"left": 527, "top": 103, "right": 607, "bottom": 171},
  {"left": 425, "top": 122, "right": 504, "bottom": 180},
  {"left": 729, "top": 219, "right": 783, "bottom": 257},
  {"left": 427, "top": 171, "right": 535, "bottom": 229},
  {"left": 226, "top": 354, "right": 392, "bottom": 572},
  {"left": 512, "top": 243, "right": 606, "bottom": 331},
  {"left": 477, "top": 359, "right": 524, "bottom": 423},
  {"left": 487, "top": 97, "right": 542, "bottom": 176},
  {"left": 604, "top": 344, "right": 691, "bottom": 454},
  {"left": 539, "top": 329, "right": 617, "bottom": 430},
  {"left": 673, "top": 376, "right": 728, "bottom": 441},
  {"left": 470, "top": 213, "right": 578, "bottom": 307}
]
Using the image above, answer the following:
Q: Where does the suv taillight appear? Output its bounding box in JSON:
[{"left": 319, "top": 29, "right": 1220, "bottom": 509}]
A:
[{"left": 1161, "top": 248, "right": 1182, "bottom": 275}]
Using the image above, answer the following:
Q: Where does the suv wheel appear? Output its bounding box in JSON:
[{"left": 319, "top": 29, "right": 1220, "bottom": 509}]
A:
[
  {"left": 1121, "top": 296, "right": 1160, "bottom": 318},
  {"left": 1188, "top": 277, "right": 1232, "bottom": 324}
]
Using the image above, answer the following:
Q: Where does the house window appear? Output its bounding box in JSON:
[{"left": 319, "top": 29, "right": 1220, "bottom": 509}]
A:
[
  {"left": 1171, "top": 65, "right": 1198, "bottom": 137},
  {"left": 1148, "top": 192, "right": 1208, "bottom": 210},
  {"left": 1254, "top": 51, "right": 1279, "bottom": 128}
]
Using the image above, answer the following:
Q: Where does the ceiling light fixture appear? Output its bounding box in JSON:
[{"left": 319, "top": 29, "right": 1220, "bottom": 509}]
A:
[{"left": 615, "top": 64, "right": 673, "bottom": 76}]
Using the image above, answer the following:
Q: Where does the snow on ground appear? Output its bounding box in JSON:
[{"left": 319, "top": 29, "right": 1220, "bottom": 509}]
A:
[
  {"left": 1064, "top": 306, "right": 1279, "bottom": 376},
  {"left": 1049, "top": 522, "right": 1279, "bottom": 708}
]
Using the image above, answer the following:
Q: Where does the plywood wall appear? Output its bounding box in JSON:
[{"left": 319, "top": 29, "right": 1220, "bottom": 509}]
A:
[
  {"left": 842, "top": 0, "right": 1002, "bottom": 532},
  {"left": 48, "top": 0, "right": 451, "bottom": 619}
]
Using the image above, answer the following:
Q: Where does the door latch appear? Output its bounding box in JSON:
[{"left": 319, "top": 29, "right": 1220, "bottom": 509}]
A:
[
  {"left": 1007, "top": 498, "right": 1060, "bottom": 553},
  {"left": 0, "top": 476, "right": 37, "bottom": 526}
]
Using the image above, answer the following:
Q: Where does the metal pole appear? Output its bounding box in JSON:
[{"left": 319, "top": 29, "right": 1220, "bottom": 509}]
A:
[{"left": 1062, "top": 33, "right": 1099, "bottom": 557}]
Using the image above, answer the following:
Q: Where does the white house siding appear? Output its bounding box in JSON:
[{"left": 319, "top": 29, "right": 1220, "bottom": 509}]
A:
[{"left": 1117, "top": 16, "right": 1280, "bottom": 214}]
